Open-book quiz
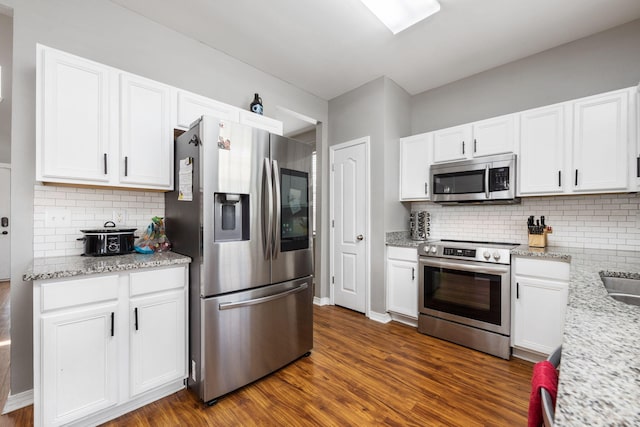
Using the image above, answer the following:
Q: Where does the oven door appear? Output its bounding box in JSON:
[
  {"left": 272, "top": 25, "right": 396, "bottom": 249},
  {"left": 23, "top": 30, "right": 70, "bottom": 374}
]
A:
[{"left": 418, "top": 257, "right": 510, "bottom": 335}]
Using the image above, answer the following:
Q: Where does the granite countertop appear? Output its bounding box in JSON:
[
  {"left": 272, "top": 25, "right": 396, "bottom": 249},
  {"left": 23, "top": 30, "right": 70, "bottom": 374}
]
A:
[
  {"left": 513, "top": 246, "right": 640, "bottom": 426},
  {"left": 385, "top": 231, "right": 430, "bottom": 248},
  {"left": 24, "top": 251, "right": 192, "bottom": 281}
]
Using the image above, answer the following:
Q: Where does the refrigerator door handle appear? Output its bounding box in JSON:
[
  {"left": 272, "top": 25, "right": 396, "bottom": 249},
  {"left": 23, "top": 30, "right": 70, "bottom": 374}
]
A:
[
  {"left": 218, "top": 283, "right": 308, "bottom": 310},
  {"left": 262, "top": 158, "right": 274, "bottom": 260},
  {"left": 272, "top": 159, "right": 281, "bottom": 259}
]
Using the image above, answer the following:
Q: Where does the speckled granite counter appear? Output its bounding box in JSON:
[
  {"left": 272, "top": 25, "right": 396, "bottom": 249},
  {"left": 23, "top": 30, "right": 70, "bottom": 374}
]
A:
[
  {"left": 385, "top": 231, "right": 430, "bottom": 248},
  {"left": 512, "top": 246, "right": 640, "bottom": 426},
  {"left": 24, "top": 251, "right": 192, "bottom": 281}
]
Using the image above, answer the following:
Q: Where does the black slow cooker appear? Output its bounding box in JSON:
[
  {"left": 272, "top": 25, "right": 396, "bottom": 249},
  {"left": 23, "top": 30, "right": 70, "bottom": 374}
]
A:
[{"left": 78, "top": 221, "right": 138, "bottom": 256}]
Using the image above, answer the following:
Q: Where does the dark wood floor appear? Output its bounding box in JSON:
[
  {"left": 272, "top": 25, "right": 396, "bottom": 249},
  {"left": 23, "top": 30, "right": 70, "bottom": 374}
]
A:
[{"left": 0, "top": 304, "right": 534, "bottom": 426}]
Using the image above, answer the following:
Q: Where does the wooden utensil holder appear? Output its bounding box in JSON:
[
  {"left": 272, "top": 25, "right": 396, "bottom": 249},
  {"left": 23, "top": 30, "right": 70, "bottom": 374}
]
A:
[{"left": 528, "top": 232, "right": 547, "bottom": 248}]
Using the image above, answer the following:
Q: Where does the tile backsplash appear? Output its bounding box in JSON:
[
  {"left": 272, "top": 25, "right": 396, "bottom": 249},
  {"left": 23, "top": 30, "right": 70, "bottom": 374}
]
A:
[
  {"left": 411, "top": 193, "right": 640, "bottom": 251},
  {"left": 33, "top": 184, "right": 165, "bottom": 258}
]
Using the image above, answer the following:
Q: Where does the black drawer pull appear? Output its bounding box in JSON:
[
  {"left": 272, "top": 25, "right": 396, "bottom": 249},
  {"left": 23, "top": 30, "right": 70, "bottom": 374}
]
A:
[
  {"left": 110, "top": 312, "right": 114, "bottom": 337},
  {"left": 134, "top": 307, "right": 139, "bottom": 331}
]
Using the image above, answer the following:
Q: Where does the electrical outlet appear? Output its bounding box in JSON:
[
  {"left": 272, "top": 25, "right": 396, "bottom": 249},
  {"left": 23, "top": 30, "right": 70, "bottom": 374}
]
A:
[
  {"left": 112, "top": 210, "right": 127, "bottom": 225},
  {"left": 45, "top": 208, "right": 72, "bottom": 228}
]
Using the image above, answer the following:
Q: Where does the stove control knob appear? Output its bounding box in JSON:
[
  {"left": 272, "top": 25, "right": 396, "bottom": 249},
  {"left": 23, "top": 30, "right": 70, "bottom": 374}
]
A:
[
  {"left": 423, "top": 246, "right": 430, "bottom": 254},
  {"left": 430, "top": 246, "right": 437, "bottom": 254},
  {"left": 483, "top": 251, "right": 491, "bottom": 260},
  {"left": 492, "top": 252, "right": 501, "bottom": 261}
]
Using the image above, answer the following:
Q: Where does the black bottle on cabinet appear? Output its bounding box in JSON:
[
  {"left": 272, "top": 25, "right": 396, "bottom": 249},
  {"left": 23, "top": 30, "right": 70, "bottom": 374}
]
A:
[{"left": 250, "top": 93, "right": 263, "bottom": 115}]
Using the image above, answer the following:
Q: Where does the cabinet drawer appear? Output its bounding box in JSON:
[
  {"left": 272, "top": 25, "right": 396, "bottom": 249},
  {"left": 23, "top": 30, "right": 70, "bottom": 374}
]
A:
[
  {"left": 130, "top": 266, "right": 186, "bottom": 296},
  {"left": 387, "top": 246, "right": 418, "bottom": 262},
  {"left": 514, "top": 257, "right": 570, "bottom": 281},
  {"left": 41, "top": 275, "right": 119, "bottom": 311}
]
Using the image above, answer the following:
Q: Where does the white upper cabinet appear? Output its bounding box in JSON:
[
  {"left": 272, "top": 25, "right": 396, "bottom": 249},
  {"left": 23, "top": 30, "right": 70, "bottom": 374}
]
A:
[
  {"left": 119, "top": 73, "right": 173, "bottom": 189},
  {"left": 399, "top": 132, "right": 432, "bottom": 200},
  {"left": 433, "top": 124, "right": 470, "bottom": 163},
  {"left": 472, "top": 114, "right": 516, "bottom": 157},
  {"left": 176, "top": 90, "right": 239, "bottom": 129},
  {"left": 572, "top": 90, "right": 629, "bottom": 192},
  {"left": 519, "top": 104, "right": 568, "bottom": 195},
  {"left": 432, "top": 114, "right": 515, "bottom": 163},
  {"left": 37, "top": 46, "right": 112, "bottom": 184}
]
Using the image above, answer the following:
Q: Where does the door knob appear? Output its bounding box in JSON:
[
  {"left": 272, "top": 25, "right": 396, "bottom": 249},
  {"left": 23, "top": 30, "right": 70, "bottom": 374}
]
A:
[{"left": 356, "top": 234, "right": 364, "bottom": 241}]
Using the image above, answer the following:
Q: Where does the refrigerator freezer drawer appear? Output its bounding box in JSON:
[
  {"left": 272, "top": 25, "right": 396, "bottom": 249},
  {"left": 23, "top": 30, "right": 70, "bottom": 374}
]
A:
[{"left": 200, "top": 276, "right": 313, "bottom": 403}]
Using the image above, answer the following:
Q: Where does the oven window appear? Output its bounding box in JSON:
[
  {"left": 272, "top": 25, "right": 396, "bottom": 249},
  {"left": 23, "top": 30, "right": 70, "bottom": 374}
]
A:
[
  {"left": 424, "top": 266, "right": 501, "bottom": 325},
  {"left": 433, "top": 169, "right": 485, "bottom": 195}
]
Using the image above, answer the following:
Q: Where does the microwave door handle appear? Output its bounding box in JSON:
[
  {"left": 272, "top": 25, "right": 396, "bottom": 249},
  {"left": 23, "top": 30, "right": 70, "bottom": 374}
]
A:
[
  {"left": 484, "top": 165, "right": 490, "bottom": 199},
  {"left": 272, "top": 159, "right": 281, "bottom": 259},
  {"left": 262, "top": 158, "right": 273, "bottom": 260}
]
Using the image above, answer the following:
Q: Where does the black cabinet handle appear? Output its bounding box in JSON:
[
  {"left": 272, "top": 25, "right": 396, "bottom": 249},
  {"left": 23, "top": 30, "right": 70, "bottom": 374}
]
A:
[
  {"left": 575, "top": 169, "right": 578, "bottom": 186},
  {"left": 424, "top": 182, "right": 428, "bottom": 194},
  {"left": 637, "top": 157, "right": 639, "bottom": 178},
  {"left": 462, "top": 141, "right": 465, "bottom": 155},
  {"left": 558, "top": 170, "right": 562, "bottom": 187},
  {"left": 103, "top": 153, "right": 108, "bottom": 175},
  {"left": 412, "top": 267, "right": 415, "bottom": 281},
  {"left": 134, "top": 307, "right": 138, "bottom": 331},
  {"left": 110, "top": 312, "right": 114, "bottom": 337},
  {"left": 474, "top": 139, "right": 477, "bottom": 153},
  {"left": 516, "top": 282, "right": 519, "bottom": 299},
  {"left": 124, "top": 156, "right": 128, "bottom": 177}
]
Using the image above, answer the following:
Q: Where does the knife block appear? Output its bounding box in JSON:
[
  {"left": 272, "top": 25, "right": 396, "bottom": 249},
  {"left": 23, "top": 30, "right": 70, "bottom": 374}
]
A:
[{"left": 528, "top": 232, "right": 547, "bottom": 248}]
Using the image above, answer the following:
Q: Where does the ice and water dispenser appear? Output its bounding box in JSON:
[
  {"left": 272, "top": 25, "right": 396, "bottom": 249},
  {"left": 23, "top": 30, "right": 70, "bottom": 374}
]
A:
[{"left": 214, "top": 193, "right": 250, "bottom": 242}]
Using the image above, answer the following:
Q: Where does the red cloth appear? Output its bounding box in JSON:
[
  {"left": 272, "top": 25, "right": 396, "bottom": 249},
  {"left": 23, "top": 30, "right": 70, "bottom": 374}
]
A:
[{"left": 528, "top": 360, "right": 559, "bottom": 427}]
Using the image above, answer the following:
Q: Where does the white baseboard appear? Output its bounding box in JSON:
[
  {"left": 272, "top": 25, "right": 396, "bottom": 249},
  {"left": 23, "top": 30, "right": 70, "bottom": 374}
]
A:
[
  {"left": 512, "top": 346, "right": 546, "bottom": 363},
  {"left": 368, "top": 310, "right": 392, "bottom": 324},
  {"left": 2, "top": 389, "right": 34, "bottom": 414},
  {"left": 313, "top": 296, "right": 331, "bottom": 306},
  {"left": 389, "top": 312, "right": 418, "bottom": 328}
]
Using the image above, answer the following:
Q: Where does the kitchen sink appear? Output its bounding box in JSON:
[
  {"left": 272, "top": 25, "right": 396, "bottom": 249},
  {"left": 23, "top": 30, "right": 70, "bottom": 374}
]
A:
[{"left": 600, "top": 275, "right": 640, "bottom": 306}]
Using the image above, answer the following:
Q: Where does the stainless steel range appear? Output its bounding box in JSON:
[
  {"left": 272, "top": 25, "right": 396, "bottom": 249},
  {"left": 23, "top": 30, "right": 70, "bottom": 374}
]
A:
[{"left": 417, "top": 239, "right": 518, "bottom": 359}]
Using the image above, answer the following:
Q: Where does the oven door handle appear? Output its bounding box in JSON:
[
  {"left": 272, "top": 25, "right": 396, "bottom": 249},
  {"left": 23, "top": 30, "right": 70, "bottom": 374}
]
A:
[{"left": 420, "top": 258, "right": 510, "bottom": 276}]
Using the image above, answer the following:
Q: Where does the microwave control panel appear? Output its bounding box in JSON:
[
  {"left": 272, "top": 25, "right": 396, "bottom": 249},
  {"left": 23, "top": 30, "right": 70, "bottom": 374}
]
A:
[{"left": 489, "top": 167, "right": 510, "bottom": 191}]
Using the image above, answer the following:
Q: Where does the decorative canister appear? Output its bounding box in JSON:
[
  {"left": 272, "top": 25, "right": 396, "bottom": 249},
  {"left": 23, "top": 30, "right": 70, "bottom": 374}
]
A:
[
  {"left": 410, "top": 211, "right": 430, "bottom": 241},
  {"left": 250, "top": 93, "right": 263, "bottom": 115}
]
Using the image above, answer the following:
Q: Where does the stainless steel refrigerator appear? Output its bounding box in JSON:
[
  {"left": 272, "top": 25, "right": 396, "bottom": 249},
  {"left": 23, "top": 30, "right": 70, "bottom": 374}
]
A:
[{"left": 165, "top": 115, "right": 314, "bottom": 404}]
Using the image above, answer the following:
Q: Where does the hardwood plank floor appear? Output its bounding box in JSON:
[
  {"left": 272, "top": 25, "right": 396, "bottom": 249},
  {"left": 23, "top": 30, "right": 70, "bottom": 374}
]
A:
[{"left": 0, "top": 305, "right": 533, "bottom": 426}]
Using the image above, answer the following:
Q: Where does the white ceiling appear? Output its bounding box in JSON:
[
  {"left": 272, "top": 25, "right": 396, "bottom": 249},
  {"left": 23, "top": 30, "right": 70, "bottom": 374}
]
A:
[{"left": 111, "top": 0, "right": 640, "bottom": 101}]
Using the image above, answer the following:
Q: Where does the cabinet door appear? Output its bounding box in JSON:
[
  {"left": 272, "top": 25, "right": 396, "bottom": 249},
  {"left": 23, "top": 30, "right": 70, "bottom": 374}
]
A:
[
  {"left": 176, "top": 90, "right": 240, "bottom": 129},
  {"left": 472, "top": 114, "right": 516, "bottom": 157},
  {"left": 572, "top": 90, "right": 629, "bottom": 192},
  {"left": 41, "top": 303, "right": 118, "bottom": 426},
  {"left": 513, "top": 276, "right": 568, "bottom": 355},
  {"left": 119, "top": 74, "right": 173, "bottom": 189},
  {"left": 519, "top": 105, "right": 567, "bottom": 195},
  {"left": 38, "top": 46, "right": 112, "bottom": 183},
  {"left": 399, "top": 133, "right": 432, "bottom": 200},
  {"left": 433, "top": 125, "right": 470, "bottom": 162},
  {"left": 387, "top": 257, "right": 418, "bottom": 318},
  {"left": 130, "top": 289, "right": 186, "bottom": 396}
]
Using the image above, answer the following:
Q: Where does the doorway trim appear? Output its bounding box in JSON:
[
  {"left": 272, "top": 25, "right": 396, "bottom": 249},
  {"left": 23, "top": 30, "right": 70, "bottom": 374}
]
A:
[{"left": 329, "top": 137, "right": 371, "bottom": 317}]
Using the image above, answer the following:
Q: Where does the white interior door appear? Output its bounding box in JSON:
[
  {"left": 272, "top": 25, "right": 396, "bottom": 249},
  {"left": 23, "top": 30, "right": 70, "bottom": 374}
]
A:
[
  {"left": 0, "top": 166, "right": 9, "bottom": 280},
  {"left": 330, "top": 138, "right": 368, "bottom": 313}
]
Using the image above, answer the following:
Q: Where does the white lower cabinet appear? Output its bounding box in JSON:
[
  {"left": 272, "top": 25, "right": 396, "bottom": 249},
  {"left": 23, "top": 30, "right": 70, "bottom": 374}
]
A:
[
  {"left": 512, "top": 257, "right": 570, "bottom": 357},
  {"left": 386, "top": 246, "right": 418, "bottom": 319},
  {"left": 41, "top": 301, "right": 119, "bottom": 426},
  {"left": 34, "top": 266, "right": 188, "bottom": 427}
]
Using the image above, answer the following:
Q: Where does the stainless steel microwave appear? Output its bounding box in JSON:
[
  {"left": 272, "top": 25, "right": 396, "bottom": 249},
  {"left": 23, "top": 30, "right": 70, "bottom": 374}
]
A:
[{"left": 430, "top": 153, "right": 519, "bottom": 204}]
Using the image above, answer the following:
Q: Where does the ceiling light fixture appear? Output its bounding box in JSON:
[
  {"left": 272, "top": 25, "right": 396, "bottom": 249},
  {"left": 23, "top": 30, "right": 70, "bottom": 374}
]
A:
[{"left": 359, "top": 0, "right": 441, "bottom": 35}]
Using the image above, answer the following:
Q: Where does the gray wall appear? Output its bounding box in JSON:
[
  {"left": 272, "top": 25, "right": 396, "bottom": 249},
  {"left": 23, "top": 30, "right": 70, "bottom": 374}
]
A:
[
  {"left": 7, "top": 0, "right": 328, "bottom": 395},
  {"left": 0, "top": 12, "right": 11, "bottom": 163},
  {"left": 383, "top": 79, "right": 411, "bottom": 231},
  {"left": 328, "top": 76, "right": 410, "bottom": 315},
  {"left": 411, "top": 18, "right": 640, "bottom": 133}
]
